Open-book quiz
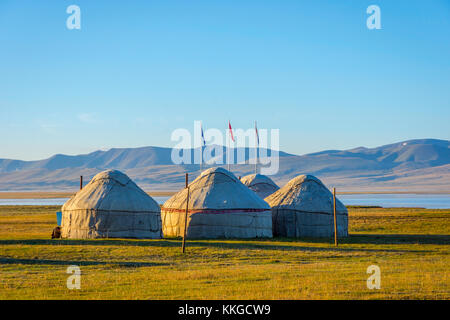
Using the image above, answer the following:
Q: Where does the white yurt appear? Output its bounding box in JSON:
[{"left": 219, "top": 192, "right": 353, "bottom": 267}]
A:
[
  {"left": 161, "top": 167, "right": 273, "bottom": 239},
  {"left": 61, "top": 170, "right": 162, "bottom": 239},
  {"left": 265, "top": 174, "right": 348, "bottom": 238},
  {"left": 241, "top": 173, "right": 280, "bottom": 199}
]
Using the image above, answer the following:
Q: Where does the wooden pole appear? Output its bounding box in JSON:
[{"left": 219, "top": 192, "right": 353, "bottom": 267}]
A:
[
  {"left": 333, "top": 187, "right": 338, "bottom": 247},
  {"left": 181, "top": 188, "right": 189, "bottom": 253},
  {"left": 80, "top": 176, "right": 83, "bottom": 190},
  {"left": 182, "top": 174, "right": 190, "bottom": 253}
]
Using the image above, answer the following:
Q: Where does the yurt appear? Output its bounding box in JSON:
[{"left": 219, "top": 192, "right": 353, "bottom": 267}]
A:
[
  {"left": 161, "top": 167, "right": 273, "bottom": 239},
  {"left": 61, "top": 170, "right": 162, "bottom": 239},
  {"left": 241, "top": 173, "right": 280, "bottom": 199},
  {"left": 265, "top": 175, "right": 348, "bottom": 238}
]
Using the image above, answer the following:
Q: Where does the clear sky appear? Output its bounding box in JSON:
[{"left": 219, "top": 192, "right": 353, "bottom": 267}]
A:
[{"left": 1, "top": 0, "right": 449, "bottom": 160}]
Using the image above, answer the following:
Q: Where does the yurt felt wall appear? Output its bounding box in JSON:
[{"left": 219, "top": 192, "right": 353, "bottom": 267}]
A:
[
  {"left": 265, "top": 175, "right": 348, "bottom": 238},
  {"left": 161, "top": 167, "right": 272, "bottom": 239},
  {"left": 241, "top": 173, "right": 280, "bottom": 199},
  {"left": 61, "top": 170, "right": 162, "bottom": 239}
]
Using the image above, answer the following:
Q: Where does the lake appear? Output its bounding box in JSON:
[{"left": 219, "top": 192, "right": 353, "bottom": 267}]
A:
[
  {"left": 338, "top": 194, "right": 450, "bottom": 209},
  {"left": 0, "top": 194, "right": 449, "bottom": 209}
]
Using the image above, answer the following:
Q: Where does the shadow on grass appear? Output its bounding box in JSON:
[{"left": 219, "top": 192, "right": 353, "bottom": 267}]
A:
[
  {"left": 347, "top": 234, "right": 450, "bottom": 245},
  {"left": 245, "top": 234, "right": 450, "bottom": 245},
  {"left": 0, "top": 239, "right": 180, "bottom": 247},
  {"left": 0, "top": 257, "right": 168, "bottom": 267},
  {"left": 251, "top": 234, "right": 450, "bottom": 246},
  {"left": 0, "top": 234, "right": 443, "bottom": 254},
  {"left": 185, "top": 240, "right": 431, "bottom": 254}
]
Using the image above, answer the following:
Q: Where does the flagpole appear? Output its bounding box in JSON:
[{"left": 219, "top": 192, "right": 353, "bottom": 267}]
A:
[
  {"left": 255, "top": 149, "right": 258, "bottom": 175},
  {"left": 227, "top": 121, "right": 230, "bottom": 172},
  {"left": 201, "top": 123, "right": 206, "bottom": 174},
  {"left": 255, "top": 121, "right": 257, "bottom": 175},
  {"left": 200, "top": 124, "right": 202, "bottom": 174}
]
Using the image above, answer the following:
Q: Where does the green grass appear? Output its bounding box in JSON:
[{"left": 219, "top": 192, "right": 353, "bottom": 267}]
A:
[{"left": 0, "top": 205, "right": 449, "bottom": 299}]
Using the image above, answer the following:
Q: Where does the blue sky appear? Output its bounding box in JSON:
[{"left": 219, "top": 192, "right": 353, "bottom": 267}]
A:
[{"left": 1, "top": 0, "right": 449, "bottom": 160}]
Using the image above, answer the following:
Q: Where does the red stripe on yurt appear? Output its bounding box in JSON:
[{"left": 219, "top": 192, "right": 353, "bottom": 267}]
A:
[{"left": 162, "top": 208, "right": 269, "bottom": 214}]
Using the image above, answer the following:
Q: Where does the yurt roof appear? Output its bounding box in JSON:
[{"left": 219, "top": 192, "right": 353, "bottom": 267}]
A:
[
  {"left": 62, "top": 170, "right": 160, "bottom": 212},
  {"left": 264, "top": 174, "right": 347, "bottom": 214},
  {"left": 241, "top": 174, "right": 279, "bottom": 189},
  {"left": 162, "top": 167, "right": 270, "bottom": 210}
]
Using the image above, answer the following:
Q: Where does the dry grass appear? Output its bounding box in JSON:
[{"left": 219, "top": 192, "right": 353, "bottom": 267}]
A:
[
  {"left": 0, "top": 205, "right": 448, "bottom": 299},
  {"left": 2, "top": 191, "right": 448, "bottom": 199},
  {"left": 0, "top": 191, "right": 175, "bottom": 199},
  {"left": 0, "top": 192, "right": 74, "bottom": 199}
]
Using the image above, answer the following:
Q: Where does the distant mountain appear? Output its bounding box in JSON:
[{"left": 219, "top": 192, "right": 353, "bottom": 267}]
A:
[
  {"left": 272, "top": 139, "right": 450, "bottom": 192},
  {"left": 0, "top": 146, "right": 293, "bottom": 173},
  {"left": 0, "top": 139, "right": 449, "bottom": 192},
  {"left": 278, "top": 139, "right": 450, "bottom": 175}
]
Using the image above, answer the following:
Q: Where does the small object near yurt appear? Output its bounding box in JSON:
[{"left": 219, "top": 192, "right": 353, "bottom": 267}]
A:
[
  {"left": 241, "top": 173, "right": 280, "bottom": 199},
  {"left": 265, "top": 175, "right": 348, "bottom": 238},
  {"left": 161, "top": 167, "right": 273, "bottom": 239},
  {"left": 61, "top": 170, "right": 162, "bottom": 239}
]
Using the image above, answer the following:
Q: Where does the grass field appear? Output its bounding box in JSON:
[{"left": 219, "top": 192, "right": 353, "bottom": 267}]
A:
[{"left": 0, "top": 205, "right": 449, "bottom": 299}]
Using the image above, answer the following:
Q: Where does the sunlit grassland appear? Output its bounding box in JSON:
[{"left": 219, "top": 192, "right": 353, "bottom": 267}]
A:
[{"left": 0, "top": 205, "right": 449, "bottom": 299}]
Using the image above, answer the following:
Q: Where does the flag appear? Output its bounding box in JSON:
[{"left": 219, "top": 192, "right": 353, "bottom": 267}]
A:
[
  {"left": 228, "top": 120, "right": 235, "bottom": 142},
  {"left": 255, "top": 121, "right": 259, "bottom": 146},
  {"left": 201, "top": 123, "right": 206, "bottom": 146}
]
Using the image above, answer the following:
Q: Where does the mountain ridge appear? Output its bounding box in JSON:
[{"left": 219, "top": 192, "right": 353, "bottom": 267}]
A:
[{"left": 0, "top": 139, "right": 449, "bottom": 192}]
